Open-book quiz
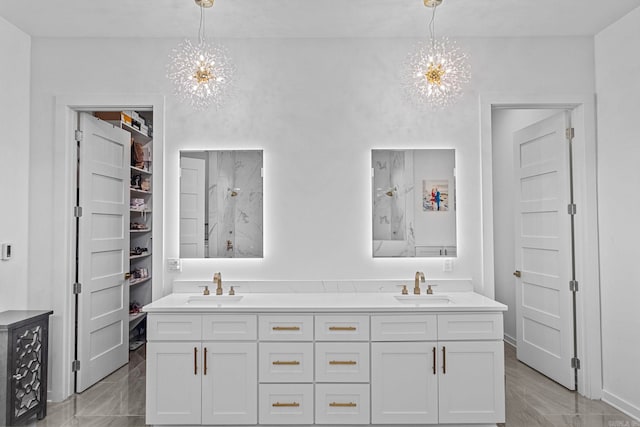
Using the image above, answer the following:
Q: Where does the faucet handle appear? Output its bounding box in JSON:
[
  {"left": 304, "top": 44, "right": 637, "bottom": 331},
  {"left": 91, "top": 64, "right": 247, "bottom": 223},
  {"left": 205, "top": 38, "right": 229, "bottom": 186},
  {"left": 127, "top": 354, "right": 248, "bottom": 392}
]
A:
[
  {"left": 203, "top": 285, "right": 210, "bottom": 296},
  {"left": 426, "top": 284, "right": 437, "bottom": 295},
  {"left": 401, "top": 285, "right": 408, "bottom": 295},
  {"left": 229, "top": 286, "right": 235, "bottom": 296}
]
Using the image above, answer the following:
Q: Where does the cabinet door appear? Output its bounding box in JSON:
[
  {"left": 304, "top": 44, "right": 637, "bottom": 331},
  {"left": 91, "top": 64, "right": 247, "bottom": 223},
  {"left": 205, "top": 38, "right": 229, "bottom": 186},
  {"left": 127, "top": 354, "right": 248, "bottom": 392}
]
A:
[
  {"left": 146, "top": 342, "right": 202, "bottom": 425},
  {"left": 438, "top": 341, "right": 505, "bottom": 424},
  {"left": 371, "top": 342, "right": 438, "bottom": 424},
  {"left": 202, "top": 342, "right": 257, "bottom": 425}
]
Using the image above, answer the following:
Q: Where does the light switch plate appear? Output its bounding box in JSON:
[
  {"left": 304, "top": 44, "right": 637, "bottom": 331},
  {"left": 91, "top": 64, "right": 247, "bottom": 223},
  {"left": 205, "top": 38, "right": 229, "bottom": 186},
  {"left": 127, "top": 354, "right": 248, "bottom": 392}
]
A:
[
  {"left": 443, "top": 259, "right": 453, "bottom": 272},
  {"left": 1, "top": 243, "right": 12, "bottom": 260}
]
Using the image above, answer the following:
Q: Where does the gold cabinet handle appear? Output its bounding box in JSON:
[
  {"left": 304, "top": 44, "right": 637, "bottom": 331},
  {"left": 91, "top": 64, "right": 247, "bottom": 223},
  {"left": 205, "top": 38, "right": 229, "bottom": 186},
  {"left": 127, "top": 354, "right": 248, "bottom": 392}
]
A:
[
  {"left": 273, "top": 360, "right": 300, "bottom": 365},
  {"left": 513, "top": 270, "right": 521, "bottom": 278},
  {"left": 442, "top": 346, "right": 446, "bottom": 374},
  {"left": 328, "top": 326, "right": 356, "bottom": 331},
  {"left": 432, "top": 346, "right": 436, "bottom": 375},
  {"left": 204, "top": 347, "right": 207, "bottom": 375},
  {"left": 194, "top": 347, "right": 198, "bottom": 375},
  {"left": 329, "top": 360, "right": 357, "bottom": 365},
  {"left": 272, "top": 326, "right": 300, "bottom": 331},
  {"left": 329, "top": 402, "right": 357, "bottom": 407},
  {"left": 124, "top": 272, "right": 131, "bottom": 280},
  {"left": 272, "top": 402, "right": 300, "bottom": 407}
]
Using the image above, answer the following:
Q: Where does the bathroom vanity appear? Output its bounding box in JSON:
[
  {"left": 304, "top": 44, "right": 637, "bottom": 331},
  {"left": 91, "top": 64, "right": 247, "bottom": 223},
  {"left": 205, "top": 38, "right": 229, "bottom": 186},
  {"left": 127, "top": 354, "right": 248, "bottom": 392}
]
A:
[{"left": 143, "top": 289, "right": 506, "bottom": 427}]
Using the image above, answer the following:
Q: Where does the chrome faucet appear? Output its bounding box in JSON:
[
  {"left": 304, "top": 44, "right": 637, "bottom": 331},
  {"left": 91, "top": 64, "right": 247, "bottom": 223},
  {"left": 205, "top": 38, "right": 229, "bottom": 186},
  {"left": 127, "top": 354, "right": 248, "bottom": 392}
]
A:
[
  {"left": 213, "top": 272, "right": 223, "bottom": 295},
  {"left": 414, "top": 271, "right": 425, "bottom": 295}
]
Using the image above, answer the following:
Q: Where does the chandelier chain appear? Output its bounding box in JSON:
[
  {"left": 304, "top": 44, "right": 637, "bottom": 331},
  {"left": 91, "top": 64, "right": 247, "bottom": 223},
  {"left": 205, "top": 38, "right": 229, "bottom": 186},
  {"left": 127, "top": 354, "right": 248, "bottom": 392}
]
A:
[
  {"left": 198, "top": 5, "right": 206, "bottom": 44},
  {"left": 429, "top": 5, "right": 437, "bottom": 47}
]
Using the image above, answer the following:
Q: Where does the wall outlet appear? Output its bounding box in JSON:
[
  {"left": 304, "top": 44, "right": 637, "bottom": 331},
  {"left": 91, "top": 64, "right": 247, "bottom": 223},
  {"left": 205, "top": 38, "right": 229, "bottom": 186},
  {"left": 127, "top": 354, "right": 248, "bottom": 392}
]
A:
[
  {"left": 167, "top": 258, "right": 181, "bottom": 271},
  {"left": 443, "top": 259, "right": 453, "bottom": 272}
]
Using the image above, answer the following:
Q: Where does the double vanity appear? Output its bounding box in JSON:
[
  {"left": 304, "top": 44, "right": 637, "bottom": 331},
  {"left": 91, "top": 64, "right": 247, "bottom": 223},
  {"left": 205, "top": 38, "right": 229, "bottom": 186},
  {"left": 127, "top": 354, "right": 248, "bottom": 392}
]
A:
[{"left": 143, "top": 280, "right": 507, "bottom": 427}]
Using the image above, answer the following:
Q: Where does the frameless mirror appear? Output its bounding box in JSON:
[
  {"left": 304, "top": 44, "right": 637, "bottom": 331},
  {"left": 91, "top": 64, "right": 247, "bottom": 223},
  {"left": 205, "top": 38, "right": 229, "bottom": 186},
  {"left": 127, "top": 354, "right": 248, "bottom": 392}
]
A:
[
  {"left": 180, "top": 150, "right": 263, "bottom": 258},
  {"left": 372, "top": 149, "right": 456, "bottom": 257}
]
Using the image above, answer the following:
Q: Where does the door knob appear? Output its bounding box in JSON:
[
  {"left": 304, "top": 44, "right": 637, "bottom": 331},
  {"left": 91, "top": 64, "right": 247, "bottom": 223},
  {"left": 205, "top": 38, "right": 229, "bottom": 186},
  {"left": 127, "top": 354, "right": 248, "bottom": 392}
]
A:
[{"left": 513, "top": 270, "right": 521, "bottom": 278}]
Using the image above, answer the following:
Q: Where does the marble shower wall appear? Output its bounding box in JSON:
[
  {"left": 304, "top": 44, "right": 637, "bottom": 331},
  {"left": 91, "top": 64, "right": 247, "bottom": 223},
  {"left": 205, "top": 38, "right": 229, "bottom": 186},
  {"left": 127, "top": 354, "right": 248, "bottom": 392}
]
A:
[
  {"left": 208, "top": 150, "right": 263, "bottom": 258},
  {"left": 372, "top": 150, "right": 406, "bottom": 241}
]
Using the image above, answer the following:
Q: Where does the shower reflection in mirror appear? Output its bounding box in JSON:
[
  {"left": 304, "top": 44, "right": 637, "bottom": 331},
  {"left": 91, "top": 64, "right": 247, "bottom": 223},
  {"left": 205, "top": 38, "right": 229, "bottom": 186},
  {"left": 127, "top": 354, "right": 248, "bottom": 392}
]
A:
[
  {"left": 180, "top": 150, "right": 263, "bottom": 258},
  {"left": 372, "top": 149, "right": 456, "bottom": 257}
]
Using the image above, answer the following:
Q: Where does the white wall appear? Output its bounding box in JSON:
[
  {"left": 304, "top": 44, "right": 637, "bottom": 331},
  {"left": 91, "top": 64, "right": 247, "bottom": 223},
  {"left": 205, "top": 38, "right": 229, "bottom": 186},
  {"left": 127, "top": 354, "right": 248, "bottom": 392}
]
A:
[
  {"left": 595, "top": 6, "right": 640, "bottom": 419},
  {"left": 0, "top": 17, "right": 30, "bottom": 312},
  {"left": 491, "top": 108, "right": 557, "bottom": 344},
  {"left": 28, "top": 36, "right": 595, "bottom": 400}
]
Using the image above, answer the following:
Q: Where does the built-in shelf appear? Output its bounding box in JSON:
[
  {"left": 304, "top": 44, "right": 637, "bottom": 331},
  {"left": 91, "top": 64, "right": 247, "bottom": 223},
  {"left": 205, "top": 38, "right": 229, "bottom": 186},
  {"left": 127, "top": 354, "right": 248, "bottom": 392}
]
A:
[
  {"left": 122, "top": 122, "right": 152, "bottom": 142},
  {"left": 130, "top": 208, "right": 152, "bottom": 213},
  {"left": 131, "top": 166, "right": 152, "bottom": 175},
  {"left": 129, "top": 311, "right": 147, "bottom": 325},
  {"left": 130, "top": 252, "right": 151, "bottom": 260},
  {"left": 130, "top": 188, "right": 152, "bottom": 195},
  {"left": 130, "top": 228, "right": 151, "bottom": 233},
  {"left": 130, "top": 276, "right": 152, "bottom": 286}
]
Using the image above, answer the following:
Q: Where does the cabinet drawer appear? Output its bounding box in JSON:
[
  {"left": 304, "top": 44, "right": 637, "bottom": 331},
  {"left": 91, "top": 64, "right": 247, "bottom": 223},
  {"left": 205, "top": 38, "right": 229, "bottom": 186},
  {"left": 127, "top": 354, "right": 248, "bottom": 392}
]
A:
[
  {"left": 202, "top": 315, "right": 257, "bottom": 341},
  {"left": 259, "top": 315, "right": 314, "bottom": 341},
  {"left": 315, "top": 315, "right": 369, "bottom": 341},
  {"left": 371, "top": 315, "right": 437, "bottom": 341},
  {"left": 259, "top": 383, "right": 314, "bottom": 425},
  {"left": 315, "top": 384, "right": 370, "bottom": 425},
  {"left": 259, "top": 342, "right": 314, "bottom": 383},
  {"left": 437, "top": 313, "right": 503, "bottom": 340},
  {"left": 147, "top": 315, "right": 201, "bottom": 341},
  {"left": 315, "top": 342, "right": 370, "bottom": 383}
]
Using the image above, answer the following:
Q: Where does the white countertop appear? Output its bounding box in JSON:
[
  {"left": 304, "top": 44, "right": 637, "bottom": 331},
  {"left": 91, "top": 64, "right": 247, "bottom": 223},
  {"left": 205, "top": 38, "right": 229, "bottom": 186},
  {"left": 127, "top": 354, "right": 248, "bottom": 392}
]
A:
[{"left": 143, "top": 291, "right": 507, "bottom": 313}]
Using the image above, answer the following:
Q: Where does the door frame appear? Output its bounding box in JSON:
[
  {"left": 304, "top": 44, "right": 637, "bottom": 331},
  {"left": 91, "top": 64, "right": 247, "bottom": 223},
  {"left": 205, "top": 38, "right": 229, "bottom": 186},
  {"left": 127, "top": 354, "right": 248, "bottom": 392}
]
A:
[
  {"left": 480, "top": 93, "right": 602, "bottom": 399},
  {"left": 51, "top": 93, "right": 165, "bottom": 401}
]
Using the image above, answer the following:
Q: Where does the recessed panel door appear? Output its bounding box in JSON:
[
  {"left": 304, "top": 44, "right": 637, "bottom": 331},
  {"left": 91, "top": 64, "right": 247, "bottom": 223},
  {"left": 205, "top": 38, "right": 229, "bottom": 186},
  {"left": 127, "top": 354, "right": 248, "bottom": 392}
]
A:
[{"left": 76, "top": 112, "right": 130, "bottom": 392}]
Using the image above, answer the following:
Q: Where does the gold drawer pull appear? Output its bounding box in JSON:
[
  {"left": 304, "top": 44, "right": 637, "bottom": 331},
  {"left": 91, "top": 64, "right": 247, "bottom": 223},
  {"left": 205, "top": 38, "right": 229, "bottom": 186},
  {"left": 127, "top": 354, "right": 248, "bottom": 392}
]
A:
[
  {"left": 272, "top": 326, "right": 300, "bottom": 331},
  {"left": 272, "top": 360, "right": 301, "bottom": 365},
  {"left": 273, "top": 402, "right": 300, "bottom": 407},
  {"left": 329, "top": 360, "right": 357, "bottom": 365},
  {"left": 328, "top": 326, "right": 356, "bottom": 331},
  {"left": 329, "top": 402, "right": 357, "bottom": 407}
]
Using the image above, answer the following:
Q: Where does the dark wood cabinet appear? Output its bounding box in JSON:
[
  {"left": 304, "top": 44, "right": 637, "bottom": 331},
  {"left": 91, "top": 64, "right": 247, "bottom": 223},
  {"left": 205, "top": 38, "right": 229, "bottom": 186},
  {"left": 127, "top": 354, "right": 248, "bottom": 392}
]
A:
[{"left": 0, "top": 310, "right": 53, "bottom": 426}]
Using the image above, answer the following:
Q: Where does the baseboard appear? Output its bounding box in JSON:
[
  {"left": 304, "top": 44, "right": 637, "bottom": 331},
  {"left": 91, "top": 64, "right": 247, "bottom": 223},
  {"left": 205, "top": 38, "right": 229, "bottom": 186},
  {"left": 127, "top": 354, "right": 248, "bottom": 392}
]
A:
[
  {"left": 503, "top": 333, "right": 516, "bottom": 348},
  {"left": 603, "top": 390, "right": 640, "bottom": 421}
]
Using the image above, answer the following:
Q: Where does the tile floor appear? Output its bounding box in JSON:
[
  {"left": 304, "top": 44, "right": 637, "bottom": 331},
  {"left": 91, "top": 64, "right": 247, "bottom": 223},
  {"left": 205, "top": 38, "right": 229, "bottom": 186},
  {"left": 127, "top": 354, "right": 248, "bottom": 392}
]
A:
[{"left": 28, "top": 343, "right": 638, "bottom": 427}]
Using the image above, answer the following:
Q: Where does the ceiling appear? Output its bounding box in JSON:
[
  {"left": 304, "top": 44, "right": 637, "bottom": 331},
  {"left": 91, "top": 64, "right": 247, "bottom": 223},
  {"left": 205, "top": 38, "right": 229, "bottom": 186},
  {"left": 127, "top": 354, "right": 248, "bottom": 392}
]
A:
[{"left": 0, "top": 0, "right": 638, "bottom": 39}]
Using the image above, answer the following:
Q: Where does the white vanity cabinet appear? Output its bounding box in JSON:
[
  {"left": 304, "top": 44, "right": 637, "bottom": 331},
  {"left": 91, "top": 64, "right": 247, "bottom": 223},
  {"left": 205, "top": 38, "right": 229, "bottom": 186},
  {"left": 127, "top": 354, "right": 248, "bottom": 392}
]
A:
[
  {"left": 145, "top": 300, "right": 505, "bottom": 427},
  {"left": 146, "top": 314, "right": 258, "bottom": 425},
  {"left": 371, "top": 313, "right": 505, "bottom": 425}
]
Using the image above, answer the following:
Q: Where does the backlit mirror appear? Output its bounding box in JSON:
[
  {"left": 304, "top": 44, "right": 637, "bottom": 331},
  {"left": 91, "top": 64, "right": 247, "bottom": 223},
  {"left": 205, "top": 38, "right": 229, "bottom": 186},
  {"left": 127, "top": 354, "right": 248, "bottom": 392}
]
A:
[
  {"left": 180, "top": 150, "right": 263, "bottom": 258},
  {"left": 372, "top": 149, "right": 456, "bottom": 257}
]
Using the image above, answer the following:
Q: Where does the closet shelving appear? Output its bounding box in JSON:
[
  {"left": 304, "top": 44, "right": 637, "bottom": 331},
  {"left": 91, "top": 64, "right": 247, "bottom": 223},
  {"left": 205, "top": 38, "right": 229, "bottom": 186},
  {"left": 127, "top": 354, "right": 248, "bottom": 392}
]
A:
[{"left": 95, "top": 110, "right": 153, "bottom": 352}]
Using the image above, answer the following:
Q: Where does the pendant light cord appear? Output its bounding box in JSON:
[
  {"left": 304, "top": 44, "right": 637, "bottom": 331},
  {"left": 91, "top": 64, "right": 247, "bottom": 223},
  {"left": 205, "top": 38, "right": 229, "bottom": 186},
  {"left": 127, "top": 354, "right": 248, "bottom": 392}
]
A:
[
  {"left": 198, "top": 5, "right": 206, "bottom": 45},
  {"left": 429, "top": 4, "right": 437, "bottom": 48}
]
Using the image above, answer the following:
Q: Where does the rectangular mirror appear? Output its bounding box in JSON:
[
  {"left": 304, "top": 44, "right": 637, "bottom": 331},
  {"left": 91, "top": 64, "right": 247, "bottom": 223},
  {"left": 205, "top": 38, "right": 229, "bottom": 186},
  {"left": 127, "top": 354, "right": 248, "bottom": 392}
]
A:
[
  {"left": 372, "top": 149, "right": 456, "bottom": 257},
  {"left": 180, "top": 150, "right": 263, "bottom": 258}
]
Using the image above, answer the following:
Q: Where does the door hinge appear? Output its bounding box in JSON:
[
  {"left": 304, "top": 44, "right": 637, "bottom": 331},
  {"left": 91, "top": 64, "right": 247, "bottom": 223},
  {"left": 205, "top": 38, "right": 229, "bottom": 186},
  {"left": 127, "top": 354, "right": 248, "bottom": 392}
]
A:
[
  {"left": 74, "top": 206, "right": 83, "bottom": 218},
  {"left": 72, "top": 360, "right": 81, "bottom": 372},
  {"left": 73, "top": 282, "right": 82, "bottom": 294},
  {"left": 571, "top": 357, "right": 581, "bottom": 370},
  {"left": 569, "top": 280, "right": 579, "bottom": 292},
  {"left": 567, "top": 204, "right": 577, "bottom": 215},
  {"left": 75, "top": 130, "right": 83, "bottom": 142},
  {"left": 565, "top": 127, "right": 574, "bottom": 140}
]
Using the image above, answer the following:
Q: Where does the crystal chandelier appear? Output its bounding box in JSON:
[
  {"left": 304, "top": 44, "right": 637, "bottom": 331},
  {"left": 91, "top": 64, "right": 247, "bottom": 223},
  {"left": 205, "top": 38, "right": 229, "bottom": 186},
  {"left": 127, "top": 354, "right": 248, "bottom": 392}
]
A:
[
  {"left": 167, "top": 0, "right": 235, "bottom": 110},
  {"left": 405, "top": 0, "right": 470, "bottom": 108}
]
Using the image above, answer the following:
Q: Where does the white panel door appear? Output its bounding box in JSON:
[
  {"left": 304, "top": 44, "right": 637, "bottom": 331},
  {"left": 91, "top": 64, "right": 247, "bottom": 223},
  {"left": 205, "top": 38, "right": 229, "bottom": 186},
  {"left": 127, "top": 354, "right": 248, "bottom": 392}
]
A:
[
  {"left": 202, "top": 342, "right": 257, "bottom": 425},
  {"left": 180, "top": 156, "right": 205, "bottom": 257},
  {"left": 76, "top": 112, "right": 130, "bottom": 392},
  {"left": 371, "top": 342, "right": 438, "bottom": 424},
  {"left": 438, "top": 341, "right": 505, "bottom": 424},
  {"left": 146, "top": 342, "right": 202, "bottom": 425},
  {"left": 514, "top": 111, "right": 575, "bottom": 390}
]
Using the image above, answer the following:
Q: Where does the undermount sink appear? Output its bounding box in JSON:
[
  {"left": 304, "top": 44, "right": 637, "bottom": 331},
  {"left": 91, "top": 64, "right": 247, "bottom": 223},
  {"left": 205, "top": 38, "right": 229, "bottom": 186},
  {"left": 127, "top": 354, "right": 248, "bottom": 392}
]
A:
[
  {"left": 186, "top": 295, "right": 244, "bottom": 304},
  {"left": 394, "top": 295, "right": 451, "bottom": 305}
]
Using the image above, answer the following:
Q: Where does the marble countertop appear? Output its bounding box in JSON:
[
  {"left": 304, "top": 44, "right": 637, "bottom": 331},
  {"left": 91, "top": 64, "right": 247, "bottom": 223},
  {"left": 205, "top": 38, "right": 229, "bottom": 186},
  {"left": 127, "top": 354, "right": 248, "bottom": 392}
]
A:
[{"left": 143, "top": 291, "right": 507, "bottom": 313}]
